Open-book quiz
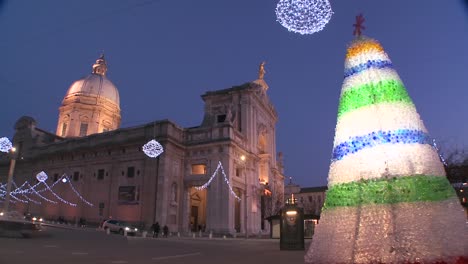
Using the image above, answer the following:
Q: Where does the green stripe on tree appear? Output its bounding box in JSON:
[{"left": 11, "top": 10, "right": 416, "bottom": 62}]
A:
[
  {"left": 338, "top": 80, "right": 413, "bottom": 118},
  {"left": 323, "top": 175, "right": 456, "bottom": 209}
]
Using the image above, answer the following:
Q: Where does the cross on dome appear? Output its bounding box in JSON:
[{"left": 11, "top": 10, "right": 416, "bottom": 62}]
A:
[{"left": 353, "top": 14, "right": 365, "bottom": 36}]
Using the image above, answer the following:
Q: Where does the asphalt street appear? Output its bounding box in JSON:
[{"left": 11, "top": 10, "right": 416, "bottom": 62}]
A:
[{"left": 0, "top": 225, "right": 310, "bottom": 264}]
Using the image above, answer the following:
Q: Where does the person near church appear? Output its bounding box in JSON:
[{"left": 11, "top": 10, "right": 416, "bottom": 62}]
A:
[
  {"left": 152, "top": 222, "right": 160, "bottom": 238},
  {"left": 163, "top": 225, "right": 169, "bottom": 238}
]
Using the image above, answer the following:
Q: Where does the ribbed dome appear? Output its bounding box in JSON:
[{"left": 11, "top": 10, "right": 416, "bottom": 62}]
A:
[
  {"left": 65, "top": 74, "right": 120, "bottom": 105},
  {"left": 63, "top": 54, "right": 120, "bottom": 106}
]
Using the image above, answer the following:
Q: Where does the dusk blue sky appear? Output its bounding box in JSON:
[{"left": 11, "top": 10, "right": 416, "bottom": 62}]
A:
[{"left": 1, "top": 1, "right": 468, "bottom": 188}]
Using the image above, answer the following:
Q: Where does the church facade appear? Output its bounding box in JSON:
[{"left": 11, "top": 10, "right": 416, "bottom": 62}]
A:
[{"left": 0, "top": 56, "right": 285, "bottom": 236}]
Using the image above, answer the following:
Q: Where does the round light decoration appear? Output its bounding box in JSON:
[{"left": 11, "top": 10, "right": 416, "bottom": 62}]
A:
[
  {"left": 275, "top": 0, "right": 333, "bottom": 35},
  {"left": 142, "top": 139, "right": 164, "bottom": 158},
  {"left": 0, "top": 137, "right": 12, "bottom": 153},
  {"left": 36, "top": 171, "right": 48, "bottom": 182}
]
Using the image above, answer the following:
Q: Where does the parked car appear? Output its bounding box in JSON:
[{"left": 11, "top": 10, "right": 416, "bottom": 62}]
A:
[{"left": 102, "top": 219, "right": 138, "bottom": 235}]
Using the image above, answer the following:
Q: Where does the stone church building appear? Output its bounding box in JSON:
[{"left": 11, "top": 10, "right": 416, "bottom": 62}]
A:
[{"left": 0, "top": 56, "right": 285, "bottom": 236}]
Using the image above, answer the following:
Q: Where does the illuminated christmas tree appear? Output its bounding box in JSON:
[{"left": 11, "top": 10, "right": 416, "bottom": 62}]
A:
[{"left": 305, "top": 15, "right": 468, "bottom": 264}]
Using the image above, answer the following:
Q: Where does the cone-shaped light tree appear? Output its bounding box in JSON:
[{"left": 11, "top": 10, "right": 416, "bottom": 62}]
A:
[{"left": 305, "top": 15, "right": 468, "bottom": 264}]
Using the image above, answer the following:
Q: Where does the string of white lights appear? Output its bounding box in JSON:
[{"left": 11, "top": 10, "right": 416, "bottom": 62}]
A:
[
  {"left": 24, "top": 181, "right": 58, "bottom": 204},
  {"left": 34, "top": 173, "right": 64, "bottom": 193},
  {"left": 195, "top": 161, "right": 241, "bottom": 200},
  {"left": 2, "top": 174, "right": 90, "bottom": 207},
  {"left": 12, "top": 181, "right": 41, "bottom": 205},
  {"left": 63, "top": 175, "right": 93, "bottom": 206},
  {"left": 0, "top": 188, "right": 28, "bottom": 203},
  {"left": 42, "top": 182, "right": 77, "bottom": 207},
  {"left": 34, "top": 171, "right": 77, "bottom": 207}
]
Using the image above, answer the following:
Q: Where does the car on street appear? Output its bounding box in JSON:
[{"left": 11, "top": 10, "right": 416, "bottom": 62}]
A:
[
  {"left": 102, "top": 219, "right": 138, "bottom": 235},
  {"left": 0, "top": 211, "right": 43, "bottom": 238},
  {"left": 24, "top": 213, "right": 44, "bottom": 223}
]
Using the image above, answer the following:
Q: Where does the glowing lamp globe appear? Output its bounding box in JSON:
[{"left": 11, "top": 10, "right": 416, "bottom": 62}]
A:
[{"left": 275, "top": 0, "right": 333, "bottom": 35}]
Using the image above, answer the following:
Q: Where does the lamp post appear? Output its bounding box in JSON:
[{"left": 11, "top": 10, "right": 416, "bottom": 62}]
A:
[
  {"left": 240, "top": 155, "right": 247, "bottom": 238},
  {"left": 3, "top": 147, "right": 17, "bottom": 213}
]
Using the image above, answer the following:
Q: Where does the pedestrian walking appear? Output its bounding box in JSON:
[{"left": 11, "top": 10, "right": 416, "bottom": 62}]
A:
[
  {"left": 152, "top": 222, "right": 160, "bottom": 238},
  {"left": 163, "top": 225, "right": 169, "bottom": 238}
]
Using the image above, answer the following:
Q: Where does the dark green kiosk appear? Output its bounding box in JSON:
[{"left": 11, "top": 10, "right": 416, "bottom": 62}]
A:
[{"left": 279, "top": 204, "right": 304, "bottom": 250}]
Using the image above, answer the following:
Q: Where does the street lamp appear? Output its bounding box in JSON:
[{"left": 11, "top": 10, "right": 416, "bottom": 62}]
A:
[
  {"left": 240, "top": 155, "right": 247, "bottom": 238},
  {"left": 3, "top": 146, "right": 17, "bottom": 213}
]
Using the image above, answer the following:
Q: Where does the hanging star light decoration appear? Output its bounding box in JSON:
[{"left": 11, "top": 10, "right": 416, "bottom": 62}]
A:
[
  {"left": 275, "top": 0, "right": 333, "bottom": 35},
  {"left": 0, "top": 137, "right": 12, "bottom": 153},
  {"left": 36, "top": 171, "right": 48, "bottom": 182},
  {"left": 142, "top": 139, "right": 164, "bottom": 158}
]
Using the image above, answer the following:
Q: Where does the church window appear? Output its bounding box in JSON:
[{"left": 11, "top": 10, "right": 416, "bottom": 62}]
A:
[
  {"left": 127, "top": 166, "right": 135, "bottom": 178},
  {"left": 61, "top": 123, "right": 67, "bottom": 137},
  {"left": 98, "top": 203, "right": 105, "bottom": 216},
  {"left": 217, "top": 114, "right": 226, "bottom": 123},
  {"left": 308, "top": 196, "right": 312, "bottom": 202},
  {"left": 73, "top": 171, "right": 79, "bottom": 181},
  {"left": 171, "top": 183, "right": 178, "bottom": 202},
  {"left": 97, "top": 169, "right": 105, "bottom": 180},
  {"left": 236, "top": 168, "right": 241, "bottom": 177},
  {"left": 191, "top": 164, "right": 206, "bottom": 175},
  {"left": 118, "top": 186, "right": 138, "bottom": 204},
  {"left": 79, "top": 123, "right": 88, "bottom": 136}
]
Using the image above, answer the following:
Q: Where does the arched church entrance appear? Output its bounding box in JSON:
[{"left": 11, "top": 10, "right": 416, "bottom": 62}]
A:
[{"left": 189, "top": 187, "right": 207, "bottom": 232}]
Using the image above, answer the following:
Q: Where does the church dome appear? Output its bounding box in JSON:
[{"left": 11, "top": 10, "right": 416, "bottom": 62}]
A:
[{"left": 63, "top": 55, "right": 120, "bottom": 106}]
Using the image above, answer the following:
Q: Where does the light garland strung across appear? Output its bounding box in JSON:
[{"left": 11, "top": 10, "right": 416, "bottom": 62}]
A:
[
  {"left": 12, "top": 181, "right": 41, "bottom": 205},
  {"left": 0, "top": 180, "right": 55, "bottom": 204},
  {"left": 0, "top": 137, "right": 12, "bottom": 153},
  {"left": 0, "top": 171, "right": 93, "bottom": 207},
  {"left": 195, "top": 161, "right": 241, "bottom": 201},
  {"left": 41, "top": 180, "right": 77, "bottom": 207},
  {"left": 142, "top": 139, "right": 164, "bottom": 158},
  {"left": 23, "top": 181, "right": 57, "bottom": 204},
  {"left": 275, "top": 0, "right": 333, "bottom": 35},
  {"left": 0, "top": 187, "right": 28, "bottom": 203},
  {"left": 432, "top": 139, "right": 447, "bottom": 166},
  {"left": 35, "top": 171, "right": 76, "bottom": 207},
  {"left": 61, "top": 174, "right": 94, "bottom": 206},
  {"left": 5, "top": 180, "right": 56, "bottom": 204}
]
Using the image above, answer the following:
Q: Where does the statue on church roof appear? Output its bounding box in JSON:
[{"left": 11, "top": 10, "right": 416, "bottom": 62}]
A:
[
  {"left": 92, "top": 54, "right": 108, "bottom": 76},
  {"left": 258, "top": 61, "right": 266, "bottom": 80}
]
